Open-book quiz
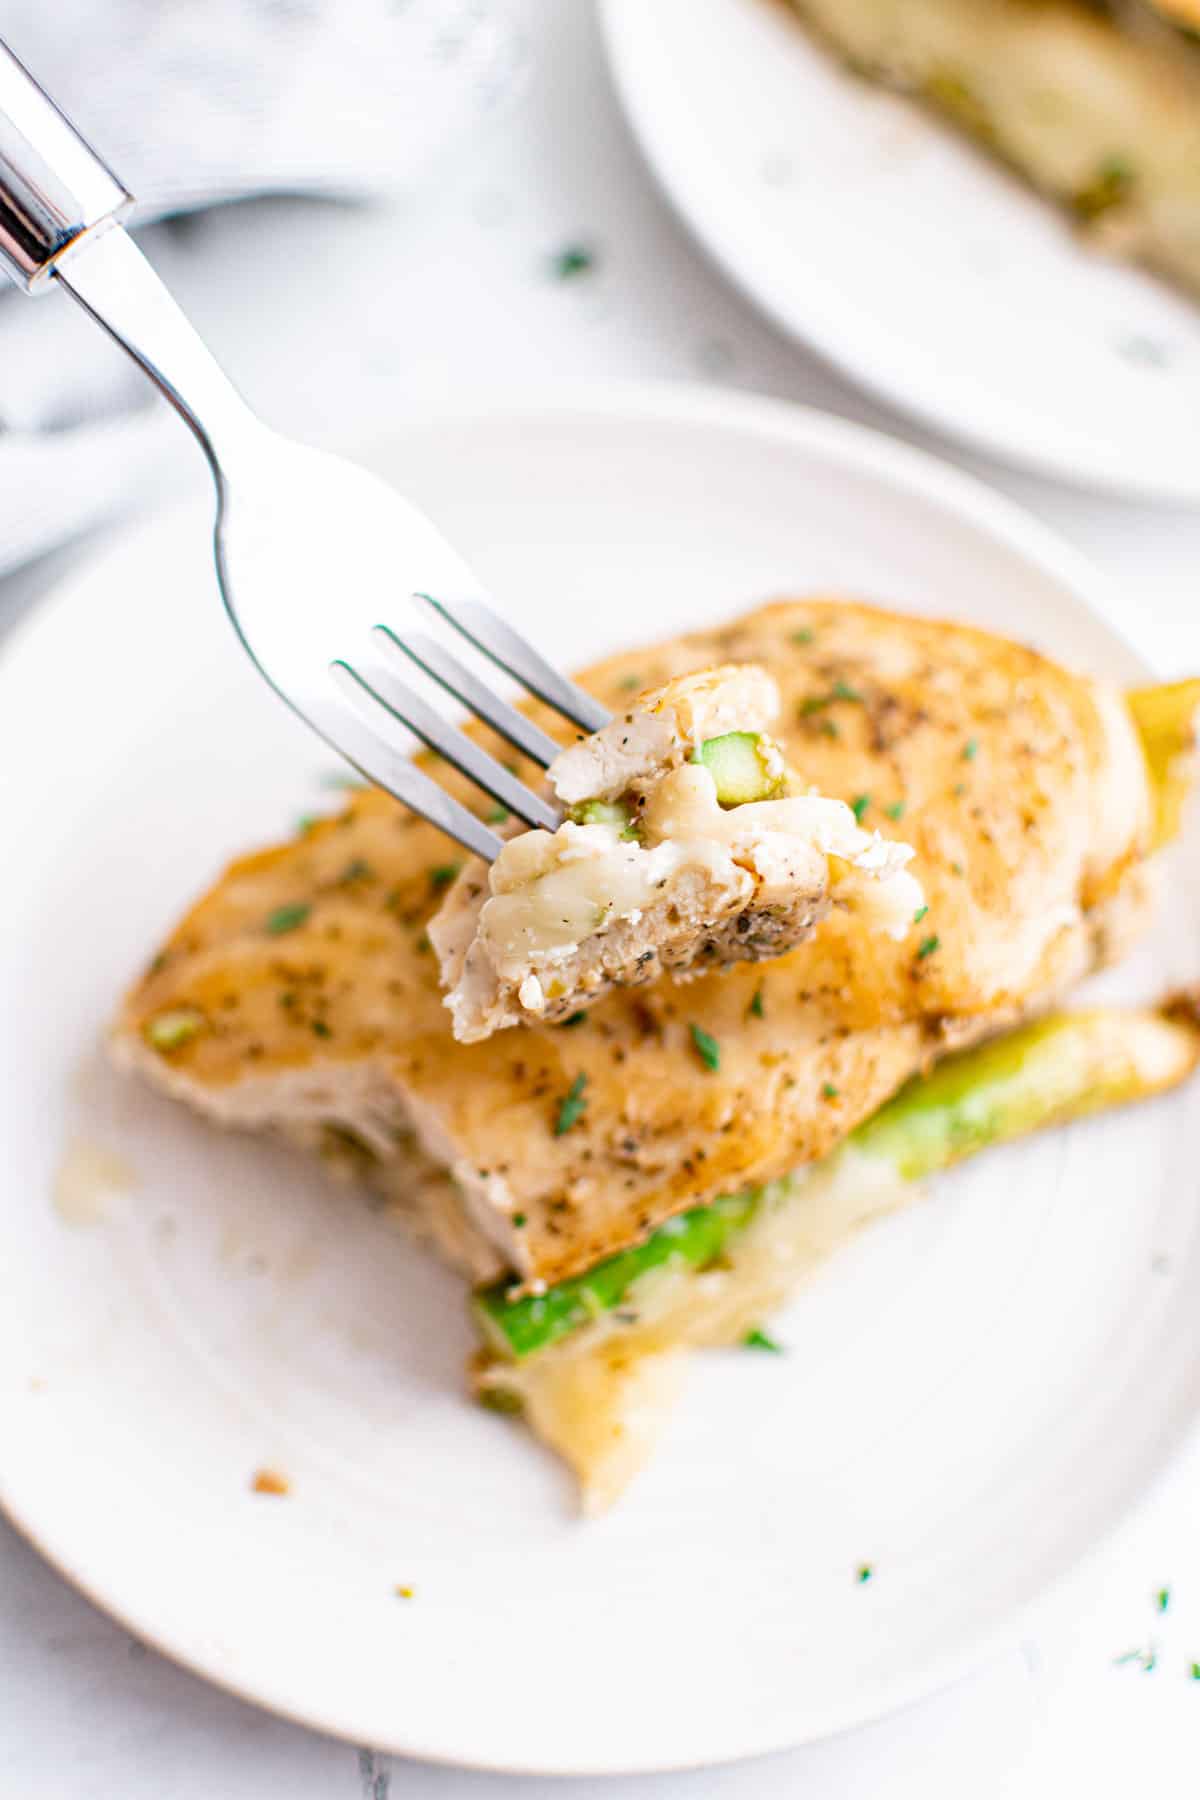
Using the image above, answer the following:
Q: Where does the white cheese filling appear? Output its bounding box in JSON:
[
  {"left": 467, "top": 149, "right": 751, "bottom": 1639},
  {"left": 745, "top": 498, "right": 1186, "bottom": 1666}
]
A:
[{"left": 477, "top": 762, "right": 922, "bottom": 977}]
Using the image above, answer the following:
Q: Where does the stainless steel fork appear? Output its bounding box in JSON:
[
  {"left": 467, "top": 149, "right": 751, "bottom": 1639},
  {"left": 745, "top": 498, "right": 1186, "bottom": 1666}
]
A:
[{"left": 0, "top": 41, "right": 611, "bottom": 862}]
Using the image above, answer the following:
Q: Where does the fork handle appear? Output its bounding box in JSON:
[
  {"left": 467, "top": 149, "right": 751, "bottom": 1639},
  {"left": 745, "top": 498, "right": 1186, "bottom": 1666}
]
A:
[{"left": 0, "top": 39, "right": 131, "bottom": 292}]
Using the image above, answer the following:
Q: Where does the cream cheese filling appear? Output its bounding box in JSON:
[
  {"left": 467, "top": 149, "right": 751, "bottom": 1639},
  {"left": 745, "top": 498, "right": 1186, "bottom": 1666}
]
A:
[{"left": 478, "top": 762, "right": 922, "bottom": 977}]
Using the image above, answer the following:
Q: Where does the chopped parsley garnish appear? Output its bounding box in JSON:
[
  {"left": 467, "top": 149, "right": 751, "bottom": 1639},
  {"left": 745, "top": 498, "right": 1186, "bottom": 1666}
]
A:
[
  {"left": 690, "top": 1023, "right": 721, "bottom": 1072},
  {"left": 480, "top": 1386, "right": 524, "bottom": 1415},
  {"left": 429, "top": 862, "right": 462, "bottom": 891},
  {"left": 337, "top": 858, "right": 372, "bottom": 885},
  {"left": 486, "top": 804, "right": 510, "bottom": 824},
  {"left": 560, "top": 1011, "right": 587, "bottom": 1028},
  {"left": 1191, "top": 1663, "right": 1200, "bottom": 1680},
  {"left": 1072, "top": 155, "right": 1135, "bottom": 222},
  {"left": 799, "top": 680, "right": 863, "bottom": 718},
  {"left": 1113, "top": 1646, "right": 1157, "bottom": 1672},
  {"left": 856, "top": 1564, "right": 873, "bottom": 1584},
  {"left": 265, "top": 902, "right": 311, "bottom": 936},
  {"left": 790, "top": 628, "right": 815, "bottom": 645},
  {"left": 144, "top": 1008, "right": 204, "bottom": 1051},
  {"left": 822, "top": 1081, "right": 839, "bottom": 1099},
  {"left": 916, "top": 934, "right": 941, "bottom": 960},
  {"left": 748, "top": 985, "right": 765, "bottom": 1020},
  {"left": 851, "top": 794, "right": 871, "bottom": 822},
  {"left": 311, "top": 1019, "right": 332, "bottom": 1039},
  {"left": 913, "top": 904, "right": 929, "bottom": 924},
  {"left": 1157, "top": 1588, "right": 1171, "bottom": 1614},
  {"left": 618, "top": 674, "right": 642, "bottom": 691},
  {"left": 550, "top": 242, "right": 596, "bottom": 280},
  {"left": 962, "top": 738, "right": 979, "bottom": 761},
  {"left": 554, "top": 1073, "right": 589, "bottom": 1136},
  {"left": 884, "top": 801, "right": 905, "bottom": 821},
  {"left": 512, "top": 1212, "right": 527, "bottom": 1228},
  {"left": 743, "top": 1328, "right": 782, "bottom": 1352},
  {"left": 295, "top": 814, "right": 319, "bottom": 836}
]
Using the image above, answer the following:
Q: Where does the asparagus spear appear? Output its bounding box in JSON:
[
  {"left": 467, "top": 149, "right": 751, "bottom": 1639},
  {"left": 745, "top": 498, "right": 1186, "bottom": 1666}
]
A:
[
  {"left": 1128, "top": 679, "right": 1200, "bottom": 850},
  {"left": 475, "top": 1000, "right": 1200, "bottom": 1361}
]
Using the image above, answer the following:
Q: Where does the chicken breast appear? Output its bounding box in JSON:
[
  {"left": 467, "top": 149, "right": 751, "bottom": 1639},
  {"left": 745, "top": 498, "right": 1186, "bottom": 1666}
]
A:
[
  {"left": 112, "top": 597, "right": 1155, "bottom": 1289},
  {"left": 431, "top": 663, "right": 922, "bottom": 1042},
  {"left": 782, "top": 0, "right": 1200, "bottom": 297}
]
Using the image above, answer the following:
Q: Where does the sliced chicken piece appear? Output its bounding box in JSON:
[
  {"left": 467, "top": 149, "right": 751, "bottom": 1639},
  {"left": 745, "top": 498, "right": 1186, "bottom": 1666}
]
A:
[
  {"left": 111, "top": 597, "right": 1158, "bottom": 1291},
  {"left": 430, "top": 664, "right": 922, "bottom": 1042}
]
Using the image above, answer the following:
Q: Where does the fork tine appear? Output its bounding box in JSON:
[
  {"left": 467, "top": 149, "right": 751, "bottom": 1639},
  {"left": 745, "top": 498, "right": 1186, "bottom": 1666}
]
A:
[
  {"left": 417, "top": 593, "right": 611, "bottom": 735},
  {"left": 334, "top": 659, "right": 561, "bottom": 832},
  {"left": 374, "top": 627, "right": 563, "bottom": 768},
  {"left": 300, "top": 689, "right": 505, "bottom": 863}
]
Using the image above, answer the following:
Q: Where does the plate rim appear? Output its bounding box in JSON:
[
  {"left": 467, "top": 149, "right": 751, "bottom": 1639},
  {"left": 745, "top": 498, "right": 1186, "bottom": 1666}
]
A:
[
  {"left": 598, "top": 0, "right": 1200, "bottom": 507},
  {"left": 1, "top": 380, "right": 1191, "bottom": 1776}
]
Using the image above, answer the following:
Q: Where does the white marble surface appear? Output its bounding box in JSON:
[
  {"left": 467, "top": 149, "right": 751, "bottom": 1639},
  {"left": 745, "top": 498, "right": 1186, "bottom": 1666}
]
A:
[{"left": 3, "top": 3, "right": 1200, "bottom": 1793}]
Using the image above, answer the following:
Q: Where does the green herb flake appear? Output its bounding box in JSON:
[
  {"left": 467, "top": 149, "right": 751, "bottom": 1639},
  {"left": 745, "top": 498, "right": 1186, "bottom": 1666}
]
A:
[
  {"left": 1156, "top": 1588, "right": 1171, "bottom": 1614},
  {"left": 429, "top": 862, "right": 462, "bottom": 892},
  {"left": 295, "top": 814, "right": 320, "bottom": 837},
  {"left": 512, "top": 1212, "right": 527, "bottom": 1228},
  {"left": 550, "top": 242, "right": 596, "bottom": 280},
  {"left": 560, "top": 1011, "right": 588, "bottom": 1028},
  {"left": 486, "top": 804, "right": 510, "bottom": 824},
  {"left": 1073, "top": 155, "right": 1135, "bottom": 222},
  {"left": 265, "top": 903, "right": 311, "bottom": 936},
  {"left": 1113, "top": 1646, "right": 1157, "bottom": 1672},
  {"left": 743, "top": 1327, "right": 783, "bottom": 1352},
  {"left": 320, "top": 770, "right": 368, "bottom": 790},
  {"left": 856, "top": 1564, "right": 873, "bottom": 1584},
  {"left": 337, "top": 858, "right": 372, "bottom": 885},
  {"left": 790, "top": 628, "right": 815, "bottom": 646},
  {"left": 554, "top": 1072, "right": 589, "bottom": 1136},
  {"left": 951, "top": 860, "right": 965, "bottom": 877},
  {"left": 690, "top": 1023, "right": 721, "bottom": 1073},
  {"left": 822, "top": 1081, "right": 839, "bottom": 1099},
  {"left": 916, "top": 934, "right": 941, "bottom": 960},
  {"left": 851, "top": 793, "right": 871, "bottom": 823},
  {"left": 884, "top": 801, "right": 906, "bottom": 821},
  {"left": 312, "top": 1019, "right": 332, "bottom": 1039},
  {"left": 913, "top": 904, "right": 929, "bottom": 924},
  {"left": 1190, "top": 1662, "right": 1200, "bottom": 1680},
  {"left": 618, "top": 674, "right": 642, "bottom": 691},
  {"left": 748, "top": 985, "right": 765, "bottom": 1020},
  {"left": 800, "top": 679, "right": 863, "bottom": 716},
  {"left": 962, "top": 737, "right": 979, "bottom": 762},
  {"left": 479, "top": 1386, "right": 524, "bottom": 1416},
  {"left": 144, "top": 1008, "right": 204, "bottom": 1052}
]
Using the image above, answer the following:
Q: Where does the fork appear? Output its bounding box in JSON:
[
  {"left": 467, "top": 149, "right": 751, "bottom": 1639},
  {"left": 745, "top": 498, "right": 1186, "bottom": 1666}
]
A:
[{"left": 0, "top": 41, "right": 611, "bottom": 862}]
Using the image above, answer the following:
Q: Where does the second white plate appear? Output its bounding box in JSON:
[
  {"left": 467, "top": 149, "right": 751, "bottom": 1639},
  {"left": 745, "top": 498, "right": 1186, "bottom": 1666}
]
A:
[{"left": 602, "top": 0, "right": 1200, "bottom": 502}]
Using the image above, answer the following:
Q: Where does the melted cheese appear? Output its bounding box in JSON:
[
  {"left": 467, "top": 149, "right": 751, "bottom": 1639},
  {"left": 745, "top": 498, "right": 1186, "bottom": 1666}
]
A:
[
  {"left": 478, "top": 764, "right": 921, "bottom": 974},
  {"left": 480, "top": 1146, "right": 921, "bottom": 1511}
]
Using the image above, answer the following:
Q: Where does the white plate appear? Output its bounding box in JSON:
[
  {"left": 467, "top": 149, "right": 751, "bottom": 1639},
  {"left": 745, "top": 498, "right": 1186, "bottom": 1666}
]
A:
[
  {"left": 2, "top": 386, "right": 1200, "bottom": 1776},
  {"left": 601, "top": 0, "right": 1200, "bottom": 503}
]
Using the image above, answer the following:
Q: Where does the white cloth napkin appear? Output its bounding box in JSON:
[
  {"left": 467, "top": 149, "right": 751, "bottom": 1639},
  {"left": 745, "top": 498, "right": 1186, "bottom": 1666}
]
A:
[{"left": 0, "top": 0, "right": 521, "bottom": 576}]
